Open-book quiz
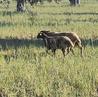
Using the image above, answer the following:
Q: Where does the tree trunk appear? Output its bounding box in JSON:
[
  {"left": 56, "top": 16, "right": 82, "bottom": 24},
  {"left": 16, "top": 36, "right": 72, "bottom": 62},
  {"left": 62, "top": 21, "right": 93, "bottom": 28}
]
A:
[
  {"left": 77, "top": 0, "right": 80, "bottom": 5},
  {"left": 17, "top": 0, "right": 25, "bottom": 12},
  {"left": 69, "top": 0, "right": 80, "bottom": 6}
]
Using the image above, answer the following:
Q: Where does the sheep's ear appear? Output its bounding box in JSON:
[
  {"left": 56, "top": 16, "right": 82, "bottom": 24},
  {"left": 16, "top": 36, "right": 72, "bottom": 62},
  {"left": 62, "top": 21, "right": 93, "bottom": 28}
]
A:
[
  {"left": 39, "top": 30, "right": 43, "bottom": 33},
  {"left": 40, "top": 30, "right": 50, "bottom": 33},
  {"left": 39, "top": 31, "right": 43, "bottom": 34}
]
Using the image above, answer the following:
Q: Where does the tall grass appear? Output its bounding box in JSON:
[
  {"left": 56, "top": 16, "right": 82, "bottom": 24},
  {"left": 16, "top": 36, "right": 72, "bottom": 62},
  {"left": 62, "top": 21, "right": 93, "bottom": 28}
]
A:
[{"left": 0, "top": 0, "right": 98, "bottom": 97}]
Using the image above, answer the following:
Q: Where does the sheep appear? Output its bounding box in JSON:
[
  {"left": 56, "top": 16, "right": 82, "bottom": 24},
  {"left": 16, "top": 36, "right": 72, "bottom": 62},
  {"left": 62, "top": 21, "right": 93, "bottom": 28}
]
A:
[
  {"left": 38, "top": 30, "right": 83, "bottom": 56},
  {"left": 37, "top": 32, "right": 74, "bottom": 56}
]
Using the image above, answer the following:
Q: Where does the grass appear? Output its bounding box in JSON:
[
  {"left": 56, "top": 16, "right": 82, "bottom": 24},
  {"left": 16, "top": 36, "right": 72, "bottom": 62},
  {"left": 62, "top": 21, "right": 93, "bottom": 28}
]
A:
[{"left": 0, "top": 0, "right": 98, "bottom": 97}]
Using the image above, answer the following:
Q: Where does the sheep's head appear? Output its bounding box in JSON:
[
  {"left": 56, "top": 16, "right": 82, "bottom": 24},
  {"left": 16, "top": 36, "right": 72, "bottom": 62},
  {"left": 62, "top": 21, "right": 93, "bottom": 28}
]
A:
[
  {"left": 37, "top": 32, "right": 43, "bottom": 38},
  {"left": 37, "top": 30, "right": 50, "bottom": 38}
]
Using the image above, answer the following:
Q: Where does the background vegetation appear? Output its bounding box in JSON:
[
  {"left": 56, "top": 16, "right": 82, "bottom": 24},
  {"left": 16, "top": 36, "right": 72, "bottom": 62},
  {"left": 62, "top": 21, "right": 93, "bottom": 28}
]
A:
[{"left": 0, "top": 0, "right": 98, "bottom": 97}]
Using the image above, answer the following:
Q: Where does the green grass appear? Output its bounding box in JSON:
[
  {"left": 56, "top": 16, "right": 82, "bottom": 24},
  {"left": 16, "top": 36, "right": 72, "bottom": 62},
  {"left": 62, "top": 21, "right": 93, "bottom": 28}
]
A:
[{"left": 0, "top": 0, "right": 98, "bottom": 97}]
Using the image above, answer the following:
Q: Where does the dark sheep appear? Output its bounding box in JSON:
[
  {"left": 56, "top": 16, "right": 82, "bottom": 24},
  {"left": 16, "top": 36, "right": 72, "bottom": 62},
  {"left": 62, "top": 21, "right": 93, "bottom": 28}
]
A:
[
  {"left": 37, "top": 32, "right": 74, "bottom": 56},
  {"left": 38, "top": 30, "right": 83, "bottom": 56}
]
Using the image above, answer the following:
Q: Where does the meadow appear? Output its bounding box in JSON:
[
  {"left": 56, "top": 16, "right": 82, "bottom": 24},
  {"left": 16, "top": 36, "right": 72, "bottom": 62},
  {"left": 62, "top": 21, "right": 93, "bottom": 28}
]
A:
[{"left": 0, "top": 0, "right": 98, "bottom": 97}]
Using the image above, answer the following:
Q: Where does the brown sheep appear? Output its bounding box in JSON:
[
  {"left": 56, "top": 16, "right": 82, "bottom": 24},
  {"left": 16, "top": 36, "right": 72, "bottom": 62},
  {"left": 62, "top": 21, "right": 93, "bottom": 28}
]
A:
[
  {"left": 38, "top": 30, "right": 83, "bottom": 56},
  {"left": 37, "top": 32, "right": 74, "bottom": 56}
]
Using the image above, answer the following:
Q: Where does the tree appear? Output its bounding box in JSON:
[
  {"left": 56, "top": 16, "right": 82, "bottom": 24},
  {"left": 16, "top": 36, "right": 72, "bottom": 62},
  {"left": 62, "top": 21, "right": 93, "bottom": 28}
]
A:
[
  {"left": 77, "top": 0, "right": 80, "bottom": 5},
  {"left": 17, "top": 0, "right": 25, "bottom": 12},
  {"left": 69, "top": 0, "right": 80, "bottom": 6},
  {"left": 16, "top": 0, "right": 43, "bottom": 12},
  {"left": 16, "top": 0, "right": 77, "bottom": 13}
]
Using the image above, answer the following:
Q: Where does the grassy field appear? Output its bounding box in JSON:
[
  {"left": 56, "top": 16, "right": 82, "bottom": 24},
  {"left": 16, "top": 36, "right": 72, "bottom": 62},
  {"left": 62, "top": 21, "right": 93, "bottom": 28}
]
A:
[{"left": 0, "top": 0, "right": 98, "bottom": 97}]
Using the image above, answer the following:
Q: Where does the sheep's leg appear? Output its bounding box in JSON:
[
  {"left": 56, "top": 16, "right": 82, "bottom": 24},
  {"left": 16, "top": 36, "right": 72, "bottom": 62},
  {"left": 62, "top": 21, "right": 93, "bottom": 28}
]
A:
[
  {"left": 61, "top": 48, "right": 65, "bottom": 57},
  {"left": 66, "top": 47, "right": 70, "bottom": 55},
  {"left": 70, "top": 48, "right": 75, "bottom": 55},
  {"left": 80, "top": 46, "right": 83, "bottom": 57},
  {"left": 52, "top": 49, "right": 56, "bottom": 56},
  {"left": 78, "top": 43, "right": 83, "bottom": 57},
  {"left": 46, "top": 49, "right": 49, "bottom": 53}
]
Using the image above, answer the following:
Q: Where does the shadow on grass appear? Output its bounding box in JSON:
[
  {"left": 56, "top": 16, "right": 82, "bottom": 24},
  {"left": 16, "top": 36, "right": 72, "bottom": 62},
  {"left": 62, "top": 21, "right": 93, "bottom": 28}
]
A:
[
  {"left": 81, "top": 38, "right": 98, "bottom": 47},
  {"left": 0, "top": 37, "right": 44, "bottom": 50},
  {"left": 0, "top": 37, "right": 98, "bottom": 50}
]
